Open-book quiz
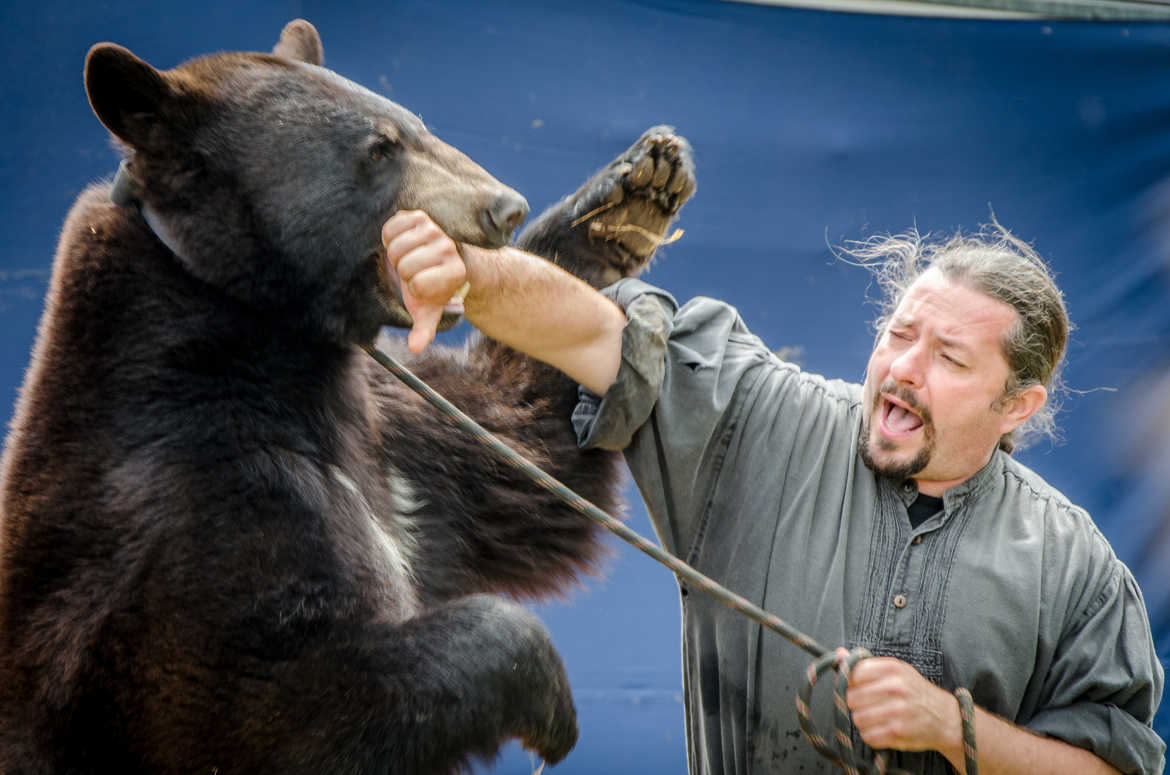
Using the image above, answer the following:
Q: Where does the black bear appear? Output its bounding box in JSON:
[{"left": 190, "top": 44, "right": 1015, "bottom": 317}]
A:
[{"left": 0, "top": 18, "right": 694, "bottom": 775}]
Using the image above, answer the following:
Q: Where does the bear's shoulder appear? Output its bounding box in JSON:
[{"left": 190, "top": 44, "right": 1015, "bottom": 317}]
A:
[{"left": 54, "top": 182, "right": 160, "bottom": 283}]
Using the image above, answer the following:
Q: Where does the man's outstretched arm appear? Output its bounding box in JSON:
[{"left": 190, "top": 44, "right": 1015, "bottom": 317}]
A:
[{"left": 382, "top": 210, "right": 625, "bottom": 396}]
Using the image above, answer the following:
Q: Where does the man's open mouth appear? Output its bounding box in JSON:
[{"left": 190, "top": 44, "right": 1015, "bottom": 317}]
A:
[{"left": 880, "top": 395, "right": 924, "bottom": 438}]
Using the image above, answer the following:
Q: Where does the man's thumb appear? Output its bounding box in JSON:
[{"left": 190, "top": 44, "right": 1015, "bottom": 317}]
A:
[{"left": 407, "top": 306, "right": 442, "bottom": 353}]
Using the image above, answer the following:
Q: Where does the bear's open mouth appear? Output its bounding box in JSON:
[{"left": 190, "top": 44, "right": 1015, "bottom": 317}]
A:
[{"left": 373, "top": 247, "right": 400, "bottom": 297}]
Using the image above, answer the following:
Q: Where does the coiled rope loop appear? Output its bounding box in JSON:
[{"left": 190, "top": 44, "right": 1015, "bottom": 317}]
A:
[
  {"left": 798, "top": 647, "right": 897, "bottom": 775},
  {"left": 365, "top": 345, "right": 977, "bottom": 774},
  {"left": 797, "top": 649, "right": 979, "bottom": 774}
]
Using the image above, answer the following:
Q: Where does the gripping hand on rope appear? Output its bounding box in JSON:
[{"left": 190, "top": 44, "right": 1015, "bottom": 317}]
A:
[{"left": 840, "top": 649, "right": 976, "bottom": 771}]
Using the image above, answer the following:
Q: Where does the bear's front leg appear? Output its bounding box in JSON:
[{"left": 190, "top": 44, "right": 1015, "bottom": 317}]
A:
[
  {"left": 515, "top": 125, "right": 696, "bottom": 288},
  {"left": 374, "top": 594, "right": 578, "bottom": 771},
  {"left": 136, "top": 594, "right": 576, "bottom": 775}
]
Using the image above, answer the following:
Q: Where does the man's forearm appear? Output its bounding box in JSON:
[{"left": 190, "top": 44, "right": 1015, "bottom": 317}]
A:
[
  {"left": 461, "top": 244, "right": 626, "bottom": 396},
  {"left": 938, "top": 702, "right": 1121, "bottom": 775},
  {"left": 848, "top": 651, "right": 1124, "bottom": 775}
]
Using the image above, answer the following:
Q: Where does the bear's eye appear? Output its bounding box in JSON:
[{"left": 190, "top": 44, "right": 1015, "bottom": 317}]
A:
[{"left": 368, "top": 135, "right": 400, "bottom": 163}]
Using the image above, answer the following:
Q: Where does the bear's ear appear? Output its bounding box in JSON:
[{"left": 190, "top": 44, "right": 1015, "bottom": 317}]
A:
[
  {"left": 273, "top": 19, "right": 324, "bottom": 66},
  {"left": 85, "top": 43, "right": 174, "bottom": 150}
]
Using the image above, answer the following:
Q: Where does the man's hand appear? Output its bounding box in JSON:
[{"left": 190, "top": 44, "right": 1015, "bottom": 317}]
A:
[
  {"left": 842, "top": 650, "right": 960, "bottom": 754},
  {"left": 382, "top": 210, "right": 469, "bottom": 353},
  {"left": 383, "top": 208, "right": 625, "bottom": 394},
  {"left": 839, "top": 649, "right": 1124, "bottom": 775}
]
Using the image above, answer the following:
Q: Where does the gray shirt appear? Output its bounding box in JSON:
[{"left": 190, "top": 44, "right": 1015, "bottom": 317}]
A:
[{"left": 573, "top": 279, "right": 1166, "bottom": 775}]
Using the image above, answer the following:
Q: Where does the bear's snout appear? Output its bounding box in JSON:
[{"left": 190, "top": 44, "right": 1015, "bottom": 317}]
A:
[{"left": 481, "top": 190, "right": 529, "bottom": 247}]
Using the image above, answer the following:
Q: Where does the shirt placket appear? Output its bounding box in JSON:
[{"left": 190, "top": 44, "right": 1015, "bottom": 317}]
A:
[{"left": 885, "top": 482, "right": 934, "bottom": 649}]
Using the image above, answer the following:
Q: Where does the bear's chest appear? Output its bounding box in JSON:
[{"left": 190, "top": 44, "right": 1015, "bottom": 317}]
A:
[{"left": 317, "top": 460, "right": 421, "bottom": 620}]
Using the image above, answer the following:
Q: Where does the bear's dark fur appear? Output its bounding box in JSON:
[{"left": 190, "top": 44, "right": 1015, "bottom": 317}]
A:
[{"left": 0, "top": 19, "right": 694, "bottom": 775}]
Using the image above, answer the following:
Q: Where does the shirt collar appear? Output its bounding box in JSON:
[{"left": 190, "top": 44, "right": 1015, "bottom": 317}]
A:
[{"left": 883, "top": 448, "right": 1005, "bottom": 518}]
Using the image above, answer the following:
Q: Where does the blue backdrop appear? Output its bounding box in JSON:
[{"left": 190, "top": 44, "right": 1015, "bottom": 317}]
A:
[{"left": 2, "top": 0, "right": 1168, "bottom": 770}]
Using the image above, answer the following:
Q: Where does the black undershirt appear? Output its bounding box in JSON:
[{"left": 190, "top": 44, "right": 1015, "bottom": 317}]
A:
[{"left": 907, "top": 491, "right": 944, "bottom": 529}]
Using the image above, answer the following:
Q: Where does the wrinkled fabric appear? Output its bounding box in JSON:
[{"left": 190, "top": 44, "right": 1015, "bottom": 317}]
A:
[{"left": 574, "top": 278, "right": 1165, "bottom": 775}]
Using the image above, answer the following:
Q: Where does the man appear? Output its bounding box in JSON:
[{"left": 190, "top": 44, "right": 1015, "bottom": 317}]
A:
[{"left": 382, "top": 209, "right": 1165, "bottom": 774}]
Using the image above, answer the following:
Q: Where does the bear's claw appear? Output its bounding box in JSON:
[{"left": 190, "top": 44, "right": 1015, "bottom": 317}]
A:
[{"left": 569, "top": 125, "right": 695, "bottom": 276}]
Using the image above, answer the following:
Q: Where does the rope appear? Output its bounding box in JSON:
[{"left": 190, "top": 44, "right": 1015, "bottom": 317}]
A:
[
  {"left": 800, "top": 648, "right": 894, "bottom": 775},
  {"left": 364, "top": 344, "right": 977, "bottom": 774},
  {"left": 568, "top": 200, "right": 685, "bottom": 247},
  {"left": 956, "top": 688, "right": 979, "bottom": 775}
]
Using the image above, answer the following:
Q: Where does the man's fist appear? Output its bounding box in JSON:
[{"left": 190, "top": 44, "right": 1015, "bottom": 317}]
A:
[{"left": 382, "top": 210, "right": 469, "bottom": 353}]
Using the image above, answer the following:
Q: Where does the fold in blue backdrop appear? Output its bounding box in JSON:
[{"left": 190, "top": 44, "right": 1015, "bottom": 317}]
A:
[{"left": 2, "top": 0, "right": 1167, "bottom": 769}]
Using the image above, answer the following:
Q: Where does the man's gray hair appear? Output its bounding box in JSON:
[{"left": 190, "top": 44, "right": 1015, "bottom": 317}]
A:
[{"left": 844, "top": 222, "right": 1070, "bottom": 453}]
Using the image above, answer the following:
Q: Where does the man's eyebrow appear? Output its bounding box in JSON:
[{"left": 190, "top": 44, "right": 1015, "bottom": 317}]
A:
[
  {"left": 892, "top": 315, "right": 973, "bottom": 354},
  {"left": 934, "top": 333, "right": 973, "bottom": 354},
  {"left": 889, "top": 315, "right": 916, "bottom": 329}
]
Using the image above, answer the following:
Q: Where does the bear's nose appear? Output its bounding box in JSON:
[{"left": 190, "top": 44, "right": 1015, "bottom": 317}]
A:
[{"left": 482, "top": 190, "right": 529, "bottom": 245}]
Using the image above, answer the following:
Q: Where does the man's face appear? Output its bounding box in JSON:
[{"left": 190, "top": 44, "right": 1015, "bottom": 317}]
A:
[{"left": 860, "top": 268, "right": 1032, "bottom": 496}]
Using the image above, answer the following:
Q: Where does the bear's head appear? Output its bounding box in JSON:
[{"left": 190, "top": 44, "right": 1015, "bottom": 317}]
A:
[{"left": 84, "top": 20, "right": 528, "bottom": 344}]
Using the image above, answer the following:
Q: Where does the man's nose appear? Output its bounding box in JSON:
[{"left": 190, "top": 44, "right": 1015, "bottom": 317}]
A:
[{"left": 889, "top": 344, "right": 926, "bottom": 387}]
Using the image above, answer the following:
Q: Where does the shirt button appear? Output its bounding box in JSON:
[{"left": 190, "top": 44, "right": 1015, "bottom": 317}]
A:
[
  {"left": 912, "top": 535, "right": 923, "bottom": 545},
  {"left": 893, "top": 594, "right": 908, "bottom": 609}
]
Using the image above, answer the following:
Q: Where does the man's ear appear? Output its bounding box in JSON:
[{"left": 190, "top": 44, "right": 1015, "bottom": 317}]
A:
[
  {"left": 85, "top": 43, "right": 174, "bottom": 150},
  {"left": 998, "top": 383, "right": 1048, "bottom": 434}
]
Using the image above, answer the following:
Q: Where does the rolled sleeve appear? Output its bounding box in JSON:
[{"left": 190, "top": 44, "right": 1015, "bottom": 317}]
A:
[
  {"left": 573, "top": 281, "right": 676, "bottom": 451},
  {"left": 1028, "top": 565, "right": 1166, "bottom": 774}
]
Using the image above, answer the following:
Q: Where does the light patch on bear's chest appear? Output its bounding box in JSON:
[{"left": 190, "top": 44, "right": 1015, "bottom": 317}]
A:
[
  {"left": 380, "top": 465, "right": 425, "bottom": 577},
  {"left": 330, "top": 467, "right": 416, "bottom": 593},
  {"left": 386, "top": 465, "right": 426, "bottom": 517}
]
